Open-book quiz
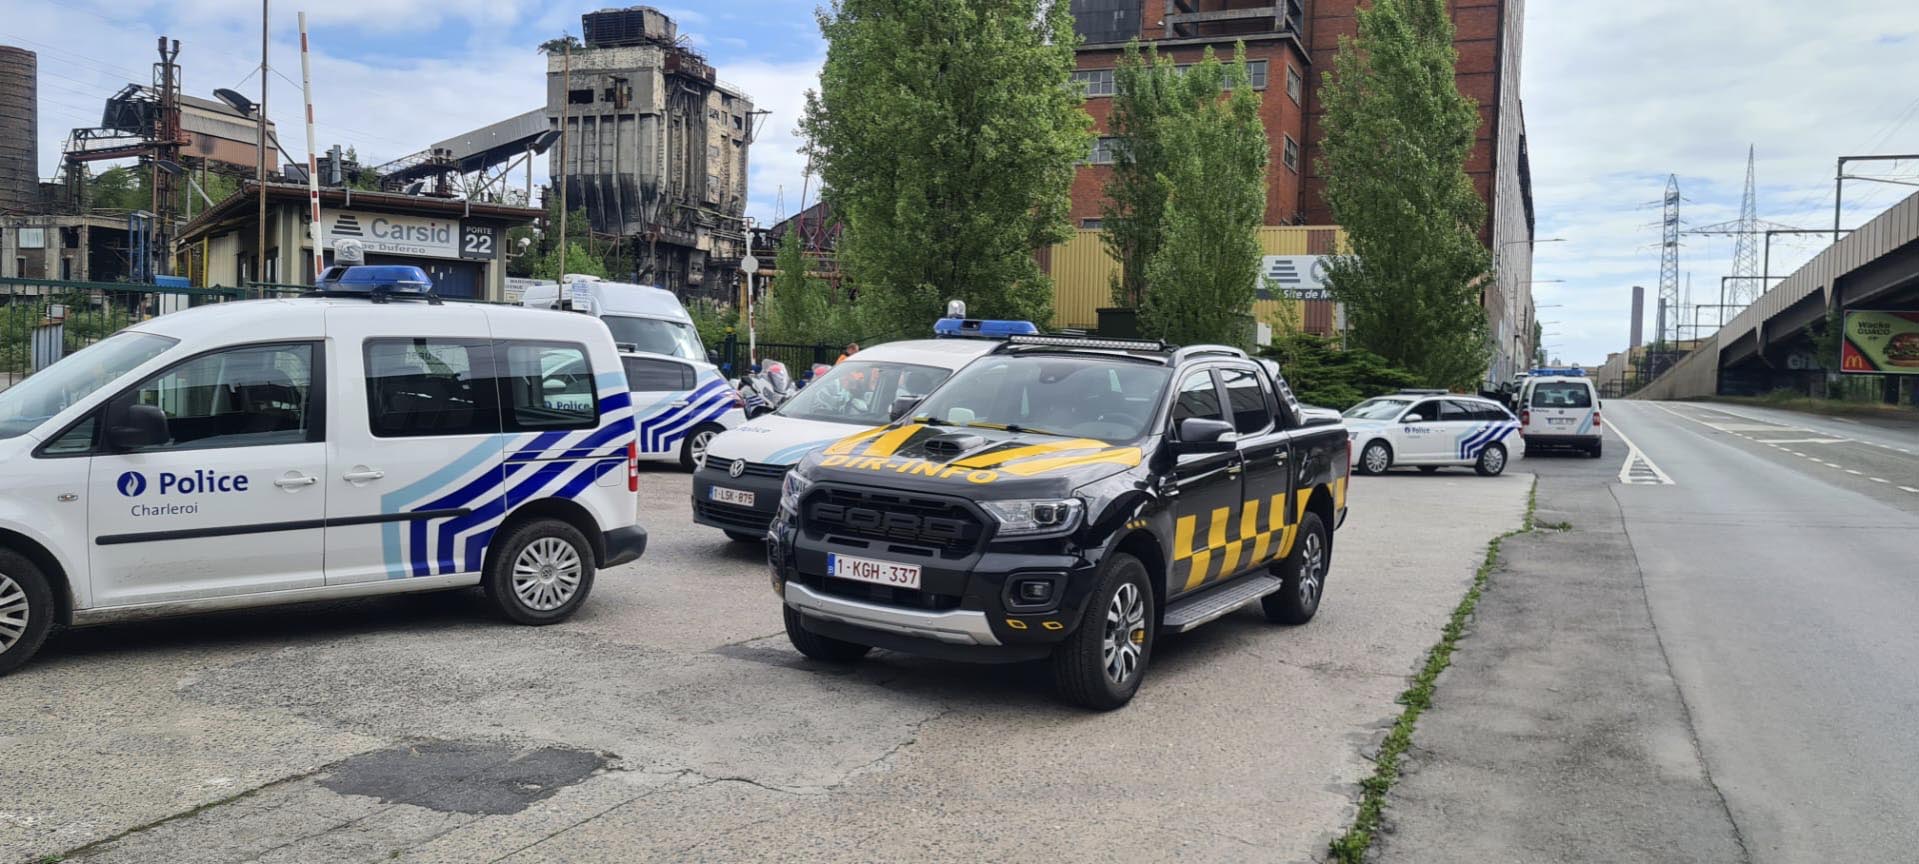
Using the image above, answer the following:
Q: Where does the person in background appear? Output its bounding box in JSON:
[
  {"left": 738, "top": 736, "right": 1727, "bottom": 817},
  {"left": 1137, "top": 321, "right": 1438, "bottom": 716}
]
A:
[{"left": 835, "top": 342, "right": 859, "bottom": 364}]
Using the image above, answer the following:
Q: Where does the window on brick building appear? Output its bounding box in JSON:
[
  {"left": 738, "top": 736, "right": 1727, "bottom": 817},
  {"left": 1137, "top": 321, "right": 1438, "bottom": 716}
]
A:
[
  {"left": 1071, "top": 69, "right": 1116, "bottom": 97},
  {"left": 1286, "top": 66, "right": 1302, "bottom": 104},
  {"left": 1282, "top": 134, "right": 1299, "bottom": 173},
  {"left": 1086, "top": 136, "right": 1121, "bottom": 166},
  {"left": 1174, "top": 59, "right": 1267, "bottom": 91},
  {"left": 1080, "top": 218, "right": 1103, "bottom": 229}
]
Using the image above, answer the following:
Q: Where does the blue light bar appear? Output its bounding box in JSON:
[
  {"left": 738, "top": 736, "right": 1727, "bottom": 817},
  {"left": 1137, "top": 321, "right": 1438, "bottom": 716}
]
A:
[
  {"left": 934, "top": 318, "right": 1041, "bottom": 339},
  {"left": 318, "top": 265, "right": 436, "bottom": 301}
]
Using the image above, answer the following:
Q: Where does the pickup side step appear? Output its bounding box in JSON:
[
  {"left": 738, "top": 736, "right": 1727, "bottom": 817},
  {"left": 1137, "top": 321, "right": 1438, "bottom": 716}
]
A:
[{"left": 1161, "top": 573, "right": 1284, "bottom": 633}]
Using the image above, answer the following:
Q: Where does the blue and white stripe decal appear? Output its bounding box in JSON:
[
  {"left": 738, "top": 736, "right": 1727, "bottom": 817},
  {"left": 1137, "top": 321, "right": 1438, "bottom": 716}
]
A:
[
  {"left": 1574, "top": 411, "right": 1595, "bottom": 435},
  {"left": 377, "top": 373, "right": 636, "bottom": 580},
  {"left": 1456, "top": 423, "right": 1518, "bottom": 460},
  {"left": 636, "top": 378, "right": 734, "bottom": 454},
  {"left": 764, "top": 436, "right": 849, "bottom": 465}
]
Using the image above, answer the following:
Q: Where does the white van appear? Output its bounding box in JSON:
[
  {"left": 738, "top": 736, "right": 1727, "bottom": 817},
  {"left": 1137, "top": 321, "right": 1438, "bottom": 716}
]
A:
[
  {"left": 0, "top": 265, "right": 647, "bottom": 675},
  {"left": 523, "top": 275, "right": 743, "bottom": 468},
  {"left": 1518, "top": 375, "right": 1602, "bottom": 456}
]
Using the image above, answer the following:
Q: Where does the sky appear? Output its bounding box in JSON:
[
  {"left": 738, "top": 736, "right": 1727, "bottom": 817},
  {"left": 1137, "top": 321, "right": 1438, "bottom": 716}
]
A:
[{"left": 6, "top": 0, "right": 1918, "bottom": 366}]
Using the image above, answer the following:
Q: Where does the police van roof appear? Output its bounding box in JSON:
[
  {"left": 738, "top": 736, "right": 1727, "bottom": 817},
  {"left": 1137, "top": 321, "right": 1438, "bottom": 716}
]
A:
[{"left": 127, "top": 295, "right": 605, "bottom": 344}]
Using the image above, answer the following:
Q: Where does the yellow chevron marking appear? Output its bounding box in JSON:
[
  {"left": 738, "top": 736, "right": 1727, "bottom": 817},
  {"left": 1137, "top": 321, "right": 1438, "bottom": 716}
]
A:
[
  {"left": 953, "top": 438, "right": 1107, "bottom": 469},
  {"left": 1217, "top": 539, "right": 1245, "bottom": 582},
  {"left": 1240, "top": 498, "right": 1261, "bottom": 542},
  {"left": 1184, "top": 548, "right": 1213, "bottom": 591},
  {"left": 1206, "top": 506, "right": 1230, "bottom": 551},
  {"left": 824, "top": 426, "right": 890, "bottom": 455},
  {"left": 1267, "top": 492, "right": 1286, "bottom": 533},
  {"left": 863, "top": 423, "right": 925, "bottom": 458},
  {"left": 1250, "top": 530, "right": 1273, "bottom": 566},
  {"left": 1173, "top": 514, "right": 1198, "bottom": 561},
  {"left": 997, "top": 447, "right": 1145, "bottom": 477},
  {"left": 1335, "top": 476, "right": 1348, "bottom": 511}
]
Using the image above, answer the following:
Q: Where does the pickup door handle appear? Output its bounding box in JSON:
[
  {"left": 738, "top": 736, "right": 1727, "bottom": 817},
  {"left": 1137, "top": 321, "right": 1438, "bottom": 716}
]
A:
[
  {"left": 274, "top": 475, "right": 319, "bottom": 488},
  {"left": 1226, "top": 463, "right": 1243, "bottom": 476},
  {"left": 1274, "top": 450, "right": 1290, "bottom": 465},
  {"left": 342, "top": 469, "right": 386, "bottom": 482}
]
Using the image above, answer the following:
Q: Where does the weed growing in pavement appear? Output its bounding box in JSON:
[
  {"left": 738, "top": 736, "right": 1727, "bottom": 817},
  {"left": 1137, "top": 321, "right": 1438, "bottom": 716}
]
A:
[
  {"left": 1328, "top": 478, "right": 1538, "bottom": 863},
  {"left": 1539, "top": 519, "right": 1572, "bottom": 532}
]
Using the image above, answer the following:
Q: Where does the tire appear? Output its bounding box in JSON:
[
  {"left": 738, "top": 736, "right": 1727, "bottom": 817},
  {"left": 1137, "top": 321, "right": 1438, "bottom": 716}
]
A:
[
  {"left": 1358, "top": 440, "right": 1393, "bottom": 475},
  {"left": 783, "top": 604, "right": 872, "bottom": 662},
  {"left": 1051, "top": 553, "right": 1153, "bottom": 711},
  {"left": 1263, "top": 511, "right": 1328, "bottom": 625},
  {"left": 680, "top": 423, "right": 725, "bottom": 471},
  {"left": 1417, "top": 466, "right": 1440, "bottom": 474},
  {"left": 1589, "top": 441, "right": 1604, "bottom": 458},
  {"left": 724, "top": 530, "right": 762, "bottom": 543},
  {"left": 0, "top": 548, "right": 56, "bottom": 677},
  {"left": 1475, "top": 442, "right": 1509, "bottom": 477},
  {"left": 484, "top": 518, "right": 596, "bottom": 625}
]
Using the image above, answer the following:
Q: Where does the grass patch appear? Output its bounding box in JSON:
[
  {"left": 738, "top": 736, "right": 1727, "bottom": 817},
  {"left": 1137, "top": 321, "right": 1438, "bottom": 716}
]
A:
[
  {"left": 1328, "top": 478, "right": 1539, "bottom": 863},
  {"left": 1538, "top": 519, "right": 1572, "bottom": 532}
]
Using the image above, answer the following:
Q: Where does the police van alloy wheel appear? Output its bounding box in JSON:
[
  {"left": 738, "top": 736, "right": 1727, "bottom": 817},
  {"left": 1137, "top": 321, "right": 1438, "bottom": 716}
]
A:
[
  {"left": 1264, "top": 511, "right": 1328, "bottom": 625},
  {"left": 681, "top": 423, "right": 724, "bottom": 471},
  {"left": 1359, "top": 441, "right": 1392, "bottom": 475},
  {"left": 485, "top": 519, "right": 595, "bottom": 625},
  {"left": 0, "top": 549, "right": 54, "bottom": 676},
  {"left": 783, "top": 603, "right": 872, "bottom": 662},
  {"left": 1475, "top": 443, "right": 1508, "bottom": 477},
  {"left": 1052, "top": 553, "right": 1153, "bottom": 710}
]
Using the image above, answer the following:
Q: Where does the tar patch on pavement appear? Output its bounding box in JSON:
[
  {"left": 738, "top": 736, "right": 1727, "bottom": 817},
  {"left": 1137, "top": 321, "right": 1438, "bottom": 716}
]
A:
[{"left": 318, "top": 740, "right": 608, "bottom": 815}]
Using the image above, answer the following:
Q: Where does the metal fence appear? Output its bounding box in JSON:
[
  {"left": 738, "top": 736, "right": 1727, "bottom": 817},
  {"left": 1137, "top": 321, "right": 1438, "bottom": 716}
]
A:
[
  {"left": 714, "top": 334, "right": 836, "bottom": 379},
  {"left": 0, "top": 277, "right": 271, "bottom": 387}
]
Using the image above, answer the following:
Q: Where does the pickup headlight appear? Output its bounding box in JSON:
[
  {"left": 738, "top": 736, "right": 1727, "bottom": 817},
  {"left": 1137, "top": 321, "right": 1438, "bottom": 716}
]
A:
[
  {"left": 979, "top": 498, "right": 1085, "bottom": 538},
  {"left": 779, "top": 465, "right": 812, "bottom": 515}
]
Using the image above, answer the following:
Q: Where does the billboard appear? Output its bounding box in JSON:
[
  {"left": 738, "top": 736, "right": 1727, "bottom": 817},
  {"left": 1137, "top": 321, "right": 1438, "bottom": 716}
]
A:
[
  {"left": 1839, "top": 309, "right": 1919, "bottom": 374},
  {"left": 1258, "top": 254, "right": 1332, "bottom": 300}
]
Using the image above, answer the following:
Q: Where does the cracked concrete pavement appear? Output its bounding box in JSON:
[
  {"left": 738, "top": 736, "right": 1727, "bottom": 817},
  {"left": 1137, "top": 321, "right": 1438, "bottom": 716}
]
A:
[{"left": 2, "top": 466, "right": 1528, "bottom": 863}]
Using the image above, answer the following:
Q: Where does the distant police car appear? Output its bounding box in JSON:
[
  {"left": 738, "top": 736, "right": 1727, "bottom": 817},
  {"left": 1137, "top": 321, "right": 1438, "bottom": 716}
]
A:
[
  {"left": 0, "top": 265, "right": 647, "bottom": 675},
  {"left": 691, "top": 316, "right": 1028, "bottom": 541},
  {"left": 525, "top": 275, "right": 744, "bottom": 470},
  {"left": 769, "top": 331, "right": 1350, "bottom": 710},
  {"left": 1517, "top": 374, "right": 1602, "bottom": 457},
  {"left": 1342, "top": 391, "right": 1523, "bottom": 476}
]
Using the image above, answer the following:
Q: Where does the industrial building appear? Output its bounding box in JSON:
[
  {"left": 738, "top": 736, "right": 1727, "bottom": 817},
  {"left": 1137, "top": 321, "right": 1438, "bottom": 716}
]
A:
[
  {"left": 175, "top": 182, "right": 539, "bottom": 301},
  {"left": 1060, "top": 0, "right": 1536, "bottom": 383},
  {"left": 547, "top": 6, "right": 756, "bottom": 300}
]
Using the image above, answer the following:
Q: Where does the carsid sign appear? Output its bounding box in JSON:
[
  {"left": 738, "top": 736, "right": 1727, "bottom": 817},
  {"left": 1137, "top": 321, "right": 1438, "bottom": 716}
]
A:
[
  {"left": 1839, "top": 310, "right": 1919, "bottom": 375},
  {"left": 322, "top": 208, "right": 460, "bottom": 259}
]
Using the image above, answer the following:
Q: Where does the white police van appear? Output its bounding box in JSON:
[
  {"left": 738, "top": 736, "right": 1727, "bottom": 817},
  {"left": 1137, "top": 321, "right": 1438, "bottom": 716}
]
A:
[
  {"left": 522, "top": 275, "right": 742, "bottom": 469},
  {"left": 1342, "top": 390, "right": 1524, "bottom": 476},
  {"left": 1517, "top": 374, "right": 1602, "bottom": 457},
  {"left": 691, "top": 314, "right": 1031, "bottom": 541},
  {"left": 0, "top": 265, "right": 647, "bottom": 675}
]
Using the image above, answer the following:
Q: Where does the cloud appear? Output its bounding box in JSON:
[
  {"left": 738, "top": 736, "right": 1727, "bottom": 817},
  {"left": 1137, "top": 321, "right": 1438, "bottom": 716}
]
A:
[
  {"left": 1522, "top": 0, "right": 1919, "bottom": 364},
  {"left": 725, "top": 55, "right": 825, "bottom": 226}
]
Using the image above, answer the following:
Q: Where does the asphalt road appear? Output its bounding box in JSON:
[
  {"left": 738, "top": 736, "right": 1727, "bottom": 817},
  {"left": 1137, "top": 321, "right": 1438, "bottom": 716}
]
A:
[
  {"left": 1379, "top": 400, "right": 1919, "bottom": 864},
  {"left": 0, "top": 464, "right": 1529, "bottom": 863}
]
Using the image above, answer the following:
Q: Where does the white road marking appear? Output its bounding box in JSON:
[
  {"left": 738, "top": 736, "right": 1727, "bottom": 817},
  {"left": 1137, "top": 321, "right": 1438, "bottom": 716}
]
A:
[
  {"left": 1845, "top": 469, "right": 1863, "bottom": 475},
  {"left": 1871, "top": 477, "right": 1889, "bottom": 484},
  {"left": 1607, "top": 411, "right": 1674, "bottom": 486},
  {"left": 1753, "top": 438, "right": 1850, "bottom": 445},
  {"left": 1900, "top": 486, "right": 1919, "bottom": 494}
]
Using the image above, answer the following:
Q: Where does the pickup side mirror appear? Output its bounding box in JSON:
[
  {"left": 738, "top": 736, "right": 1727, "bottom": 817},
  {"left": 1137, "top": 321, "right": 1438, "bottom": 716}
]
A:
[
  {"left": 889, "top": 395, "right": 922, "bottom": 422},
  {"left": 1402, "top": 413, "right": 1425, "bottom": 423},
  {"left": 108, "top": 403, "right": 170, "bottom": 451},
  {"left": 1173, "top": 417, "right": 1237, "bottom": 454}
]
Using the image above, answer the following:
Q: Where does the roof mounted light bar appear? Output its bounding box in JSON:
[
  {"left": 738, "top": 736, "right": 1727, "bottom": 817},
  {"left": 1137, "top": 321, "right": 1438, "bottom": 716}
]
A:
[{"left": 1003, "top": 333, "right": 1169, "bottom": 352}]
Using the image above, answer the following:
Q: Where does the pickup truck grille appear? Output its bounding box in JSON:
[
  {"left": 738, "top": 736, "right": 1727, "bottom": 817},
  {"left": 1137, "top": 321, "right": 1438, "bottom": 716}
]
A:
[{"left": 805, "top": 486, "right": 983, "bottom": 557}]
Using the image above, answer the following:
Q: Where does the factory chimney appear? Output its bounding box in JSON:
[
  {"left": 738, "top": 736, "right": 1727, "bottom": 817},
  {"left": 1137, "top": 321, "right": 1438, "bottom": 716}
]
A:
[
  {"left": 0, "top": 45, "right": 38, "bottom": 215},
  {"left": 1630, "top": 285, "right": 1645, "bottom": 349}
]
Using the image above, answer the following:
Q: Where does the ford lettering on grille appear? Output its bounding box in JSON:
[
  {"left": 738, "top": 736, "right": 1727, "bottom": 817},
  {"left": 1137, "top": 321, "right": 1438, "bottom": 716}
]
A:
[{"left": 811, "top": 502, "right": 971, "bottom": 545}]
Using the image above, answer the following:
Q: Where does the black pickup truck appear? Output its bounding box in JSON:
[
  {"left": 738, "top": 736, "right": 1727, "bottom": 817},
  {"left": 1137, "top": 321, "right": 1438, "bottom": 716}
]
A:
[{"left": 767, "top": 333, "right": 1351, "bottom": 709}]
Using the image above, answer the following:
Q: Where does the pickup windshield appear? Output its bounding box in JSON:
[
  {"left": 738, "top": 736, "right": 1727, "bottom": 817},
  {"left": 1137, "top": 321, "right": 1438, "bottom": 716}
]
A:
[
  {"left": 603, "top": 315, "right": 704, "bottom": 361},
  {"left": 0, "top": 331, "right": 178, "bottom": 440},
  {"left": 911, "top": 355, "right": 1170, "bottom": 442}
]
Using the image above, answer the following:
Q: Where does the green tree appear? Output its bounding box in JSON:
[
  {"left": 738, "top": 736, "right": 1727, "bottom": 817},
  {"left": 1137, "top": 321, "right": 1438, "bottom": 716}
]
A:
[
  {"left": 1317, "top": 0, "right": 1491, "bottom": 390},
  {"left": 527, "top": 242, "right": 606, "bottom": 281},
  {"left": 1137, "top": 52, "right": 1268, "bottom": 349},
  {"left": 801, "top": 0, "right": 1090, "bottom": 337},
  {"left": 1260, "top": 333, "right": 1419, "bottom": 409},
  {"left": 1100, "top": 42, "right": 1220, "bottom": 308},
  {"left": 86, "top": 166, "right": 148, "bottom": 211},
  {"left": 761, "top": 229, "right": 860, "bottom": 346}
]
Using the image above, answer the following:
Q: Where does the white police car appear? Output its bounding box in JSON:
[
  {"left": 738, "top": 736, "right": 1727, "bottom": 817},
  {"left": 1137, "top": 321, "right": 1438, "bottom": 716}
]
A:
[
  {"left": 1343, "top": 390, "right": 1524, "bottom": 477},
  {"left": 525, "top": 275, "right": 744, "bottom": 470},
  {"left": 0, "top": 265, "right": 647, "bottom": 675},
  {"left": 691, "top": 316, "right": 1031, "bottom": 541}
]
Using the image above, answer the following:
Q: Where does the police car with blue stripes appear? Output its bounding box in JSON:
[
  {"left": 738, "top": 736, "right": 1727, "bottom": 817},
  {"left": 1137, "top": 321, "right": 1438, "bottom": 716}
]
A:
[
  {"left": 1342, "top": 390, "right": 1524, "bottom": 476},
  {"left": 0, "top": 264, "right": 647, "bottom": 675},
  {"left": 523, "top": 275, "right": 745, "bottom": 470}
]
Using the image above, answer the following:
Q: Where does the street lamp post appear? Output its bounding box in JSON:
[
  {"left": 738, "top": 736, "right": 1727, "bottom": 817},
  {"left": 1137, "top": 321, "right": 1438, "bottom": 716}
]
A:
[{"left": 1833, "top": 154, "right": 1919, "bottom": 242}]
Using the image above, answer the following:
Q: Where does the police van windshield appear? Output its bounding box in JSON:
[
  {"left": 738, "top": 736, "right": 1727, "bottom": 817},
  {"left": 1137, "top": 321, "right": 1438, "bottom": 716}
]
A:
[
  {"left": 1343, "top": 397, "right": 1412, "bottom": 420},
  {"left": 911, "top": 355, "right": 1171, "bottom": 442},
  {"left": 603, "top": 315, "right": 704, "bottom": 361},
  {"left": 0, "top": 331, "right": 178, "bottom": 440},
  {"left": 779, "top": 360, "right": 950, "bottom": 425}
]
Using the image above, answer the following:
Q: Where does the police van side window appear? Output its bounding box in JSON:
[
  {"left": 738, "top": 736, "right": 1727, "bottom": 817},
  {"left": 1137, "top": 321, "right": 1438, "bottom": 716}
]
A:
[
  {"left": 120, "top": 343, "right": 317, "bottom": 451},
  {"left": 364, "top": 338, "right": 500, "bottom": 438},
  {"left": 623, "top": 357, "right": 693, "bottom": 391},
  {"left": 501, "top": 342, "right": 598, "bottom": 431}
]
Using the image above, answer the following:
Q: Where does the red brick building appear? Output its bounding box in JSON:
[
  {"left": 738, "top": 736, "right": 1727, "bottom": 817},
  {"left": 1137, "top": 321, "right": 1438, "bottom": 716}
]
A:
[{"left": 1066, "top": 0, "right": 1537, "bottom": 385}]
